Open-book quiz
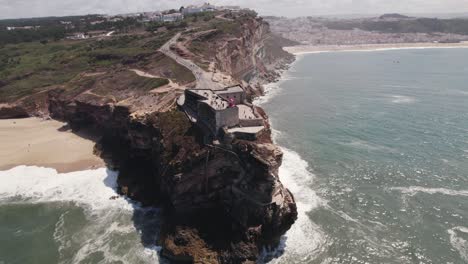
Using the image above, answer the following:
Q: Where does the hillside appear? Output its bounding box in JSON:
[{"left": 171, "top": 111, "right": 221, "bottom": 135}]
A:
[{"left": 0, "top": 9, "right": 297, "bottom": 263}]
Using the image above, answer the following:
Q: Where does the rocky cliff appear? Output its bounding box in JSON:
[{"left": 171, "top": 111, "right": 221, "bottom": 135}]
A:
[
  {"left": 180, "top": 12, "right": 297, "bottom": 99},
  {"left": 1, "top": 12, "right": 298, "bottom": 263}
]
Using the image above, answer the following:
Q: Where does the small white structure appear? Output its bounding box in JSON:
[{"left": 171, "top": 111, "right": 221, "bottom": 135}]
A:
[
  {"left": 142, "top": 12, "right": 163, "bottom": 22},
  {"left": 182, "top": 6, "right": 203, "bottom": 14},
  {"left": 182, "top": 3, "right": 217, "bottom": 14},
  {"left": 162, "top": 13, "right": 184, "bottom": 22},
  {"left": 201, "top": 3, "right": 217, "bottom": 12},
  {"left": 67, "top": 33, "right": 89, "bottom": 40},
  {"left": 6, "top": 26, "right": 40, "bottom": 31}
]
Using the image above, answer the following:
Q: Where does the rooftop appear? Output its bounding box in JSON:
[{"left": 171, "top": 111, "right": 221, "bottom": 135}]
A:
[
  {"left": 189, "top": 89, "right": 230, "bottom": 110},
  {"left": 238, "top": 105, "right": 256, "bottom": 120}
]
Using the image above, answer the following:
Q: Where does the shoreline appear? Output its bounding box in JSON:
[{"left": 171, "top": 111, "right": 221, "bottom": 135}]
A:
[
  {"left": 0, "top": 118, "right": 105, "bottom": 173},
  {"left": 284, "top": 41, "right": 468, "bottom": 55}
]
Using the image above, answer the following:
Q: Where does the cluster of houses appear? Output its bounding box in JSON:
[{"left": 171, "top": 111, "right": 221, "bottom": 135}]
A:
[
  {"left": 140, "top": 12, "right": 185, "bottom": 23},
  {"left": 181, "top": 3, "right": 217, "bottom": 14},
  {"left": 135, "top": 3, "right": 241, "bottom": 23},
  {"left": 4, "top": 3, "right": 243, "bottom": 32}
]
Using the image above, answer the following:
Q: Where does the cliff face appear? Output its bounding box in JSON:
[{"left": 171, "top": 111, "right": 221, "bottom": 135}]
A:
[
  {"left": 47, "top": 88, "right": 297, "bottom": 263},
  {"left": 182, "top": 14, "right": 296, "bottom": 99},
  {"left": 4, "top": 13, "right": 298, "bottom": 263},
  {"left": 214, "top": 17, "right": 295, "bottom": 86},
  {"left": 216, "top": 18, "right": 296, "bottom": 100}
]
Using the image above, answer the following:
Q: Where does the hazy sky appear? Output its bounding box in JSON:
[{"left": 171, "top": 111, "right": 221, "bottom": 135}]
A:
[{"left": 1, "top": 0, "right": 468, "bottom": 19}]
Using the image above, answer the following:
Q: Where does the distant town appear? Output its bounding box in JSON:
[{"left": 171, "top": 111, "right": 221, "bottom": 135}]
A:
[
  {"left": 2, "top": 3, "right": 244, "bottom": 40},
  {"left": 266, "top": 14, "right": 468, "bottom": 45}
]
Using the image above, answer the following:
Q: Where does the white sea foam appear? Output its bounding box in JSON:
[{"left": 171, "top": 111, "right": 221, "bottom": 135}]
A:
[
  {"left": 260, "top": 145, "right": 328, "bottom": 263},
  {"left": 390, "top": 186, "right": 468, "bottom": 197},
  {"left": 254, "top": 56, "right": 304, "bottom": 106},
  {"left": 0, "top": 166, "right": 132, "bottom": 211},
  {"left": 448, "top": 226, "right": 468, "bottom": 261},
  {"left": 255, "top": 81, "right": 283, "bottom": 105},
  {"left": 0, "top": 165, "right": 162, "bottom": 264},
  {"left": 256, "top": 57, "right": 328, "bottom": 262},
  {"left": 390, "top": 95, "right": 417, "bottom": 104}
]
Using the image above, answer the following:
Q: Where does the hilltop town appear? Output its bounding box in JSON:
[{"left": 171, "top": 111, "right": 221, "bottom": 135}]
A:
[{"left": 0, "top": 3, "right": 244, "bottom": 41}]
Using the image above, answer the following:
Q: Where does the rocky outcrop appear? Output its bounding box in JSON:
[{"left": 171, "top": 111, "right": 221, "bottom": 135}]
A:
[
  {"left": 47, "top": 85, "right": 297, "bottom": 263},
  {"left": 9, "top": 12, "right": 298, "bottom": 263},
  {"left": 184, "top": 14, "right": 296, "bottom": 99}
]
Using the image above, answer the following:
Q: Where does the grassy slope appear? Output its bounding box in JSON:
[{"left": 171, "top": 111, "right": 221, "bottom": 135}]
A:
[{"left": 0, "top": 31, "right": 177, "bottom": 103}]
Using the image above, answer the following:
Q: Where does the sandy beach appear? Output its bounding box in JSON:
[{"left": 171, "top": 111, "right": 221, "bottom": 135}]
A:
[
  {"left": 284, "top": 41, "right": 468, "bottom": 55},
  {"left": 0, "top": 118, "right": 105, "bottom": 173}
]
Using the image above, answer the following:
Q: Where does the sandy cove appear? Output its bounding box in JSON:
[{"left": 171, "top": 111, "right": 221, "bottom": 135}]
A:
[
  {"left": 284, "top": 41, "right": 468, "bottom": 54},
  {"left": 0, "top": 118, "right": 105, "bottom": 173}
]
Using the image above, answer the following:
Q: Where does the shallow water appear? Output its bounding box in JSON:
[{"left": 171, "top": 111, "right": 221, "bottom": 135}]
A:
[{"left": 259, "top": 48, "right": 468, "bottom": 263}]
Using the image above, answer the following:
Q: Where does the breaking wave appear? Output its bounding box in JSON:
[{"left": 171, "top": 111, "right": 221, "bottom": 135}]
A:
[
  {"left": 390, "top": 95, "right": 417, "bottom": 104},
  {"left": 448, "top": 227, "right": 468, "bottom": 261},
  {"left": 260, "top": 147, "right": 328, "bottom": 263},
  {"left": 256, "top": 56, "right": 328, "bottom": 263},
  {"left": 0, "top": 166, "right": 162, "bottom": 264},
  {"left": 390, "top": 186, "right": 468, "bottom": 197}
]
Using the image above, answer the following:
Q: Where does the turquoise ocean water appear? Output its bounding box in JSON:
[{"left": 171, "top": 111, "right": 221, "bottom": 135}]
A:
[
  {"left": 1, "top": 48, "right": 468, "bottom": 263},
  {"left": 258, "top": 48, "right": 468, "bottom": 264}
]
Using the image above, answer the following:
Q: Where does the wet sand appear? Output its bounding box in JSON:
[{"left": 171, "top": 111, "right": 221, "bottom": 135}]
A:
[
  {"left": 284, "top": 41, "right": 468, "bottom": 55},
  {"left": 0, "top": 118, "right": 105, "bottom": 173}
]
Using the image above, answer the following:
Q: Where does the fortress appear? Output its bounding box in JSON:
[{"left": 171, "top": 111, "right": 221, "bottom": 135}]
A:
[{"left": 177, "top": 85, "right": 265, "bottom": 141}]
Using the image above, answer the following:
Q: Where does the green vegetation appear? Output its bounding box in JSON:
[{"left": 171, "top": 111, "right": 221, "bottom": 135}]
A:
[
  {"left": 184, "top": 12, "right": 216, "bottom": 23},
  {"left": 0, "top": 15, "right": 143, "bottom": 45},
  {"left": 210, "top": 20, "right": 242, "bottom": 36},
  {"left": 90, "top": 71, "right": 169, "bottom": 96},
  {"left": 145, "top": 21, "right": 188, "bottom": 32},
  {"left": 0, "top": 32, "right": 176, "bottom": 102},
  {"left": 128, "top": 73, "right": 169, "bottom": 91}
]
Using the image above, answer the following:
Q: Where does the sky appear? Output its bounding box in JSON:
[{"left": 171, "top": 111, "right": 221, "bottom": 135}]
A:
[{"left": 1, "top": 0, "right": 468, "bottom": 19}]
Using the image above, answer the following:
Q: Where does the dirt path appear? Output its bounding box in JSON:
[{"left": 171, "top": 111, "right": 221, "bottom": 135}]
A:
[{"left": 130, "top": 69, "right": 185, "bottom": 93}]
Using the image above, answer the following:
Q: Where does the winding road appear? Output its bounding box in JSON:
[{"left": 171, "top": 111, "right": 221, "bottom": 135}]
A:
[{"left": 159, "top": 33, "right": 224, "bottom": 90}]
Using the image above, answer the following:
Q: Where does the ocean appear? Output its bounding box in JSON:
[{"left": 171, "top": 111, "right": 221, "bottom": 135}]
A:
[
  {"left": 0, "top": 167, "right": 163, "bottom": 263},
  {"left": 258, "top": 48, "right": 468, "bottom": 263},
  {"left": 1, "top": 48, "right": 468, "bottom": 263}
]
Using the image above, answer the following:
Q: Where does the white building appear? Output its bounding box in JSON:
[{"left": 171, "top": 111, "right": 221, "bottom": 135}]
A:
[
  {"left": 162, "top": 13, "right": 184, "bottom": 22},
  {"left": 181, "top": 3, "right": 217, "bottom": 14},
  {"left": 182, "top": 6, "right": 203, "bottom": 14},
  {"left": 141, "top": 12, "right": 163, "bottom": 22},
  {"left": 6, "top": 26, "right": 40, "bottom": 31}
]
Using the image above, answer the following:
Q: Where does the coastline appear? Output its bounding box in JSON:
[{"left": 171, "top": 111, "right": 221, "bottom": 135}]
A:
[
  {"left": 284, "top": 41, "right": 468, "bottom": 55},
  {"left": 0, "top": 118, "right": 105, "bottom": 173},
  {"left": 256, "top": 48, "right": 329, "bottom": 261}
]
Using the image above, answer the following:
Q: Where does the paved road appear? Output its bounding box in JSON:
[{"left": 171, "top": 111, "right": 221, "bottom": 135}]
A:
[{"left": 159, "top": 33, "right": 223, "bottom": 90}]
